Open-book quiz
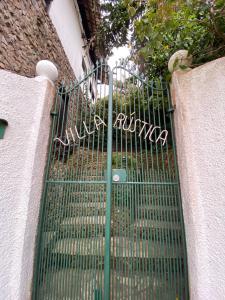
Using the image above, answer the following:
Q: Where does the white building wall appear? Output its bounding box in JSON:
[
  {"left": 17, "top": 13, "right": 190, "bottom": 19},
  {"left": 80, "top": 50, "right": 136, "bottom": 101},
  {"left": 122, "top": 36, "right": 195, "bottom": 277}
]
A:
[
  {"left": 171, "top": 57, "right": 225, "bottom": 300},
  {"left": 0, "top": 70, "right": 55, "bottom": 300},
  {"left": 49, "top": 0, "right": 92, "bottom": 80}
]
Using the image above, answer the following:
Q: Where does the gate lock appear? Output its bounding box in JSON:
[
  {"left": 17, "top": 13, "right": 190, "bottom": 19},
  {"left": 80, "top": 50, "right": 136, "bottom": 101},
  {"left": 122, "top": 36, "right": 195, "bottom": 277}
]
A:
[{"left": 112, "top": 169, "right": 127, "bottom": 183}]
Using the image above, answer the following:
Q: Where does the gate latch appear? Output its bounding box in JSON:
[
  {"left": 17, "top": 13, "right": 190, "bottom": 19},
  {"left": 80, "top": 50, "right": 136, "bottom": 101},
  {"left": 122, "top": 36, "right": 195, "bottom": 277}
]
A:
[
  {"left": 0, "top": 119, "right": 8, "bottom": 139},
  {"left": 112, "top": 169, "right": 127, "bottom": 183}
]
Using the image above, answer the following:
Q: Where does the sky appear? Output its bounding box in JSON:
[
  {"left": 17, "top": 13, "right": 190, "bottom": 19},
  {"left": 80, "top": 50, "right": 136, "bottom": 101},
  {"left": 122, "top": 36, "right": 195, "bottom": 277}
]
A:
[
  {"left": 108, "top": 46, "right": 130, "bottom": 68},
  {"left": 97, "top": 46, "right": 130, "bottom": 97}
]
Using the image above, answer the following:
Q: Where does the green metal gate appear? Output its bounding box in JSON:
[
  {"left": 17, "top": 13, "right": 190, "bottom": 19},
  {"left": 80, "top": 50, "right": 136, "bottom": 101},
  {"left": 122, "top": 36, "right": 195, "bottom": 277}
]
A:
[{"left": 33, "top": 61, "right": 189, "bottom": 299}]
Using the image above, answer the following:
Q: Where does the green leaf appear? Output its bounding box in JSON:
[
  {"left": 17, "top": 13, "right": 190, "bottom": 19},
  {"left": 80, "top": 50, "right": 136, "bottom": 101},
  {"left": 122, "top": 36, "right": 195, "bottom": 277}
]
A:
[{"left": 128, "top": 5, "right": 136, "bottom": 17}]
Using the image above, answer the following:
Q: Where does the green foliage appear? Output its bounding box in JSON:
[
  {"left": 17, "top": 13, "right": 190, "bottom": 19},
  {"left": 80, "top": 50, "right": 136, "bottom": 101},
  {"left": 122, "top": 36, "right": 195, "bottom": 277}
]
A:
[
  {"left": 99, "top": 0, "right": 225, "bottom": 78},
  {"left": 126, "top": 0, "right": 225, "bottom": 77},
  {"left": 97, "top": 0, "right": 130, "bottom": 56},
  {"left": 112, "top": 152, "right": 137, "bottom": 168}
]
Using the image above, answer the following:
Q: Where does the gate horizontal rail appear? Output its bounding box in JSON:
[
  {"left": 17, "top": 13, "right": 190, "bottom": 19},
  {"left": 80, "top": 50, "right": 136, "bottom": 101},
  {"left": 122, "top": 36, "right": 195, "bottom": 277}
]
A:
[{"left": 46, "top": 180, "right": 178, "bottom": 185}]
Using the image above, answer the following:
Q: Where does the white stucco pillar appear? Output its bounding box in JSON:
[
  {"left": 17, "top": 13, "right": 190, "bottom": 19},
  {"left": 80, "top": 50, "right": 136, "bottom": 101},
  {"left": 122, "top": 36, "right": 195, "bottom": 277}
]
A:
[
  {"left": 0, "top": 62, "right": 57, "bottom": 300},
  {"left": 171, "top": 57, "right": 225, "bottom": 300}
]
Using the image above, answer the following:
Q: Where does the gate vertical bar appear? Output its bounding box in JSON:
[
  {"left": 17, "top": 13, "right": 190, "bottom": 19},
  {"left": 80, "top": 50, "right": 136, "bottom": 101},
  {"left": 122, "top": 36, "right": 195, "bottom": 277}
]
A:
[{"left": 104, "top": 68, "right": 113, "bottom": 299}]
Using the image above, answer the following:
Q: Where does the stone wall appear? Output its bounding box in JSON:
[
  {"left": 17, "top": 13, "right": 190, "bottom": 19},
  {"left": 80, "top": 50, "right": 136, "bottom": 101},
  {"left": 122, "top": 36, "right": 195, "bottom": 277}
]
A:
[{"left": 0, "top": 0, "right": 75, "bottom": 83}]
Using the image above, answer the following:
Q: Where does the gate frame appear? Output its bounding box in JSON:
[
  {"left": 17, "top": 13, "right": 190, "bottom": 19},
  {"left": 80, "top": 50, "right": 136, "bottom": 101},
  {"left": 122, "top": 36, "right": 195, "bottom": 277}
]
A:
[{"left": 32, "top": 61, "right": 189, "bottom": 300}]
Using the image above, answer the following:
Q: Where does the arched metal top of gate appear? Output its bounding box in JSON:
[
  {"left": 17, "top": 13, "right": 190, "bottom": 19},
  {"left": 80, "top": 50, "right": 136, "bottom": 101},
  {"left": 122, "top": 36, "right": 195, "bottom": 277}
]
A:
[{"left": 57, "top": 60, "right": 169, "bottom": 96}]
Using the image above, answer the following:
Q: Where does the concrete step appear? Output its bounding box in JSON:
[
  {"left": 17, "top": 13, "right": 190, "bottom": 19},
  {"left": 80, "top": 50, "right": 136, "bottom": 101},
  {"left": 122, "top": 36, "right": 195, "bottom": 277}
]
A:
[
  {"left": 61, "top": 216, "right": 106, "bottom": 227},
  {"left": 69, "top": 189, "right": 176, "bottom": 195},
  {"left": 53, "top": 237, "right": 183, "bottom": 258},
  {"left": 112, "top": 196, "right": 179, "bottom": 207},
  {"left": 64, "top": 202, "right": 106, "bottom": 217},
  {"left": 68, "top": 193, "right": 178, "bottom": 205},
  {"left": 61, "top": 217, "right": 181, "bottom": 230},
  {"left": 39, "top": 269, "right": 186, "bottom": 300},
  {"left": 59, "top": 216, "right": 182, "bottom": 241},
  {"left": 69, "top": 191, "right": 106, "bottom": 202},
  {"left": 73, "top": 175, "right": 104, "bottom": 181},
  {"left": 63, "top": 203, "right": 179, "bottom": 220},
  {"left": 133, "top": 219, "right": 181, "bottom": 230},
  {"left": 68, "top": 202, "right": 106, "bottom": 208},
  {"left": 42, "top": 231, "right": 57, "bottom": 248},
  {"left": 59, "top": 216, "right": 106, "bottom": 238},
  {"left": 137, "top": 205, "right": 180, "bottom": 221}
]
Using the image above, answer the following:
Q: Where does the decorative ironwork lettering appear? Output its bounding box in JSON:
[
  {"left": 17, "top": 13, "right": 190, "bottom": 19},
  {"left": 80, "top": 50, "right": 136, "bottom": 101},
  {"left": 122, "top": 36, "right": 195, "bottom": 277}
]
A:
[{"left": 54, "top": 113, "right": 168, "bottom": 146}]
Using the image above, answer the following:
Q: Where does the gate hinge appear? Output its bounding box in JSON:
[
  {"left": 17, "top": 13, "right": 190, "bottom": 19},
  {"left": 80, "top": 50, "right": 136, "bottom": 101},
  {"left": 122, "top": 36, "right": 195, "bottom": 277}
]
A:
[
  {"left": 167, "top": 106, "right": 175, "bottom": 114},
  {"left": 50, "top": 111, "right": 58, "bottom": 117}
]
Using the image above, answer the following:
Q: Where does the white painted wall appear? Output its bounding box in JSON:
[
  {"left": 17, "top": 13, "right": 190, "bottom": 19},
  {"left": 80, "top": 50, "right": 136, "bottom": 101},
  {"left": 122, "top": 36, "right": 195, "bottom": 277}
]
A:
[
  {"left": 171, "top": 57, "right": 225, "bottom": 300},
  {"left": 49, "top": 0, "right": 92, "bottom": 80},
  {"left": 0, "top": 70, "right": 55, "bottom": 299}
]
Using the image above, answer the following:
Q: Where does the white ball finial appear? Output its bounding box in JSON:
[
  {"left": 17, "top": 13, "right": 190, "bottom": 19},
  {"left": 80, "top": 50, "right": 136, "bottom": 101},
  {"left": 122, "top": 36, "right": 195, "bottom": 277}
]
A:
[
  {"left": 168, "top": 50, "right": 192, "bottom": 73},
  {"left": 36, "top": 60, "right": 58, "bottom": 82}
]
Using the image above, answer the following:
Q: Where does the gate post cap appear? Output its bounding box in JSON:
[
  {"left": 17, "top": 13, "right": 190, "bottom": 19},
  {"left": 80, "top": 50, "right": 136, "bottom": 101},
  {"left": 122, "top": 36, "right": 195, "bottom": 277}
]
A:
[
  {"left": 36, "top": 60, "right": 58, "bottom": 82},
  {"left": 168, "top": 50, "right": 192, "bottom": 73}
]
